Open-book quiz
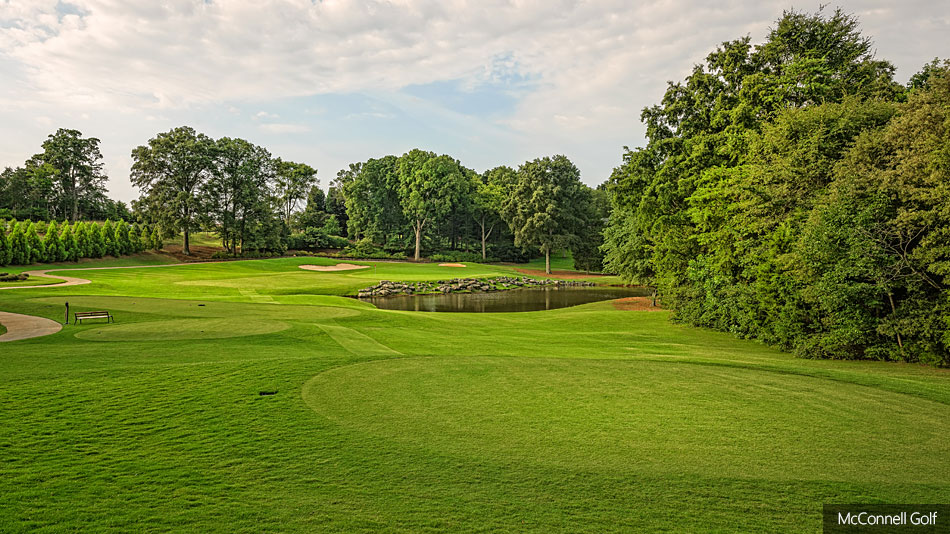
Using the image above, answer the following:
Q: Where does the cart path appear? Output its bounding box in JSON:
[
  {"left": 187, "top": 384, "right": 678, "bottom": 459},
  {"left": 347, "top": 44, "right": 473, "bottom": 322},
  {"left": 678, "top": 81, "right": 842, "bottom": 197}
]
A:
[
  {"left": 0, "top": 311, "right": 63, "bottom": 342},
  {"left": 0, "top": 262, "right": 214, "bottom": 290}
]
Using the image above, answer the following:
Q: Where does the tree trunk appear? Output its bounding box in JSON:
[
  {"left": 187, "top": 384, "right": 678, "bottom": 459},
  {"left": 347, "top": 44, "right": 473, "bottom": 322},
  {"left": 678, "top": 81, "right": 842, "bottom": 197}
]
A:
[
  {"left": 480, "top": 216, "right": 487, "bottom": 260},
  {"left": 70, "top": 169, "right": 78, "bottom": 223},
  {"left": 652, "top": 287, "right": 657, "bottom": 307},
  {"left": 183, "top": 229, "right": 190, "bottom": 256},
  {"left": 888, "top": 292, "right": 903, "bottom": 352},
  {"left": 544, "top": 246, "right": 551, "bottom": 274},
  {"left": 414, "top": 219, "right": 422, "bottom": 261}
]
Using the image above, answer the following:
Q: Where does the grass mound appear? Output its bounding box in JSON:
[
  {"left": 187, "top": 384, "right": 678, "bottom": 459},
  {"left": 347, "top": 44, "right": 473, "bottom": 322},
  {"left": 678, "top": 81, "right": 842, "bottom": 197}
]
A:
[
  {"left": 304, "top": 356, "right": 950, "bottom": 484},
  {"left": 74, "top": 318, "right": 290, "bottom": 341}
]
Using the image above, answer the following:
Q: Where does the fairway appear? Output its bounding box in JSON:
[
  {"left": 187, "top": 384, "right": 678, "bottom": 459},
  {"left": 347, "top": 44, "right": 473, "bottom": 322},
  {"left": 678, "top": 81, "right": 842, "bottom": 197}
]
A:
[{"left": 1, "top": 256, "right": 948, "bottom": 532}]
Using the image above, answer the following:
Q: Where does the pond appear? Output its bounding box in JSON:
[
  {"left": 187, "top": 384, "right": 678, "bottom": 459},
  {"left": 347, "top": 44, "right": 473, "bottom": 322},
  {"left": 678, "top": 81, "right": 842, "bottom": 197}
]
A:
[{"left": 361, "top": 286, "right": 652, "bottom": 313}]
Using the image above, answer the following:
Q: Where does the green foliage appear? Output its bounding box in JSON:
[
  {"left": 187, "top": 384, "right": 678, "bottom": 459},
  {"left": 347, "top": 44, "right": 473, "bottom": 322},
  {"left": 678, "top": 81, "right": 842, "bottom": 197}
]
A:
[
  {"left": 60, "top": 223, "right": 79, "bottom": 262},
  {"left": 0, "top": 227, "right": 10, "bottom": 266},
  {"left": 321, "top": 214, "right": 341, "bottom": 236},
  {"left": 131, "top": 126, "right": 215, "bottom": 256},
  {"left": 287, "top": 227, "right": 349, "bottom": 251},
  {"left": 25, "top": 222, "right": 45, "bottom": 263},
  {"left": 9, "top": 221, "right": 30, "bottom": 264},
  {"left": 397, "top": 150, "right": 472, "bottom": 261},
  {"left": 503, "top": 155, "right": 592, "bottom": 273},
  {"left": 86, "top": 222, "right": 104, "bottom": 258},
  {"left": 101, "top": 219, "right": 117, "bottom": 257},
  {"left": 43, "top": 220, "right": 65, "bottom": 263},
  {"left": 114, "top": 220, "right": 132, "bottom": 256},
  {"left": 602, "top": 9, "right": 948, "bottom": 365},
  {"left": 341, "top": 237, "right": 407, "bottom": 259},
  {"left": 274, "top": 159, "right": 318, "bottom": 223}
]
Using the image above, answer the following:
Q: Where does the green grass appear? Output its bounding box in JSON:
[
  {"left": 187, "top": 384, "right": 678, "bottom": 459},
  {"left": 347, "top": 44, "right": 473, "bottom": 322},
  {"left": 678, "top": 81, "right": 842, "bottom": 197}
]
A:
[
  {"left": 0, "top": 256, "right": 947, "bottom": 532},
  {"left": 0, "top": 275, "right": 62, "bottom": 287}
]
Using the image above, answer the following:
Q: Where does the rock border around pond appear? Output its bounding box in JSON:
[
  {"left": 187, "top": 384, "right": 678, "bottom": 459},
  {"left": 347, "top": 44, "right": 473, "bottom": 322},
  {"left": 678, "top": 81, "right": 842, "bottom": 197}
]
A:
[{"left": 357, "top": 276, "right": 595, "bottom": 298}]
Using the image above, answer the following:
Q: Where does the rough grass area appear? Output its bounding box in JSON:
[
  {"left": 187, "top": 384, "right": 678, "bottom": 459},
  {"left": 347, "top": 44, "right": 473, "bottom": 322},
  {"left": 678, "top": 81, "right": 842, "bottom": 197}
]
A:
[{"left": 0, "top": 256, "right": 947, "bottom": 532}]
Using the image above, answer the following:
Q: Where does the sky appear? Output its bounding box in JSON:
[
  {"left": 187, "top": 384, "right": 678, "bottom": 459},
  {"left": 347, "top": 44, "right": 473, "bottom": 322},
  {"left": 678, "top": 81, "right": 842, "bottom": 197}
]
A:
[{"left": 1, "top": 1, "right": 948, "bottom": 203}]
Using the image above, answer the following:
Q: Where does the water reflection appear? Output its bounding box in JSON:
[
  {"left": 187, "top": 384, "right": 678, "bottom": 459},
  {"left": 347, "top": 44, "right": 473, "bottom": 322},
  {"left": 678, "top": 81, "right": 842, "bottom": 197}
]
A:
[{"left": 362, "top": 286, "right": 651, "bottom": 313}]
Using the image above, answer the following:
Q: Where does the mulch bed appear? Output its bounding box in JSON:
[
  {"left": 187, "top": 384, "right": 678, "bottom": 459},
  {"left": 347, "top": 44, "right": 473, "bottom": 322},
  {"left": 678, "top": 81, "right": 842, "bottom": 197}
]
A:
[
  {"left": 612, "top": 296, "right": 664, "bottom": 311},
  {"left": 513, "top": 268, "right": 607, "bottom": 279}
]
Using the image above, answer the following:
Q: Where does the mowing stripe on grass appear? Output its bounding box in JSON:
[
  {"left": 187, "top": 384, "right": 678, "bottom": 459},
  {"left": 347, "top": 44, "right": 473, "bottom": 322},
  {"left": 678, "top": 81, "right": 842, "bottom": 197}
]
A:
[
  {"left": 317, "top": 323, "right": 402, "bottom": 356},
  {"left": 238, "top": 288, "right": 277, "bottom": 304}
]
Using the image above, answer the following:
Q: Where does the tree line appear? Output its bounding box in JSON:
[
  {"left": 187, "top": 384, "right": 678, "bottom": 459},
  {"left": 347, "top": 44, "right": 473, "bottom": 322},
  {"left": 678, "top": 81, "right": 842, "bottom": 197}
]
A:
[
  {"left": 331, "top": 150, "right": 605, "bottom": 271},
  {"left": 0, "top": 129, "right": 130, "bottom": 222},
  {"left": 0, "top": 219, "right": 160, "bottom": 266},
  {"left": 130, "top": 126, "right": 319, "bottom": 257},
  {"left": 600, "top": 8, "right": 950, "bottom": 365}
]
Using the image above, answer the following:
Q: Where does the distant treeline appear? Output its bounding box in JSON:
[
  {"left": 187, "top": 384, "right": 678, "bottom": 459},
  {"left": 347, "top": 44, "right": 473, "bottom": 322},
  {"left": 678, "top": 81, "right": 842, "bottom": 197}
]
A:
[
  {"left": 601, "top": 8, "right": 950, "bottom": 365},
  {"left": 126, "top": 126, "right": 606, "bottom": 272},
  {"left": 0, "top": 219, "right": 160, "bottom": 266},
  {"left": 0, "top": 129, "right": 131, "bottom": 222},
  {"left": 328, "top": 150, "right": 607, "bottom": 269}
]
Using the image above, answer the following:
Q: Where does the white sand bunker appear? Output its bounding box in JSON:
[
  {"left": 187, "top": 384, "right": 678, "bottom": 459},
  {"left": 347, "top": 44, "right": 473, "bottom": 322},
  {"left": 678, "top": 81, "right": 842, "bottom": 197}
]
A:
[
  {"left": 438, "top": 263, "right": 467, "bottom": 267},
  {"left": 299, "top": 263, "right": 371, "bottom": 272}
]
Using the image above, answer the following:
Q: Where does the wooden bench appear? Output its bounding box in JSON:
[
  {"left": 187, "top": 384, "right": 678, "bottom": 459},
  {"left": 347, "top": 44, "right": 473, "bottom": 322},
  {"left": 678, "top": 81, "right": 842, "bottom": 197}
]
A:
[{"left": 74, "top": 311, "right": 114, "bottom": 324}]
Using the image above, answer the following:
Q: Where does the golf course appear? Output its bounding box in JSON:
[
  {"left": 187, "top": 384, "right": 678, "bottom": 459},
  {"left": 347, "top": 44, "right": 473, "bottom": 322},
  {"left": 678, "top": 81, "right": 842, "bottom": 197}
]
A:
[{"left": 1, "top": 253, "right": 948, "bottom": 532}]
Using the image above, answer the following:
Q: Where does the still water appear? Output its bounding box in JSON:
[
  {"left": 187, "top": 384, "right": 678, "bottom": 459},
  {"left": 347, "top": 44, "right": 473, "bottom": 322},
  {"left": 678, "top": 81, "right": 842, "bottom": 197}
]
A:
[{"left": 361, "top": 286, "right": 651, "bottom": 313}]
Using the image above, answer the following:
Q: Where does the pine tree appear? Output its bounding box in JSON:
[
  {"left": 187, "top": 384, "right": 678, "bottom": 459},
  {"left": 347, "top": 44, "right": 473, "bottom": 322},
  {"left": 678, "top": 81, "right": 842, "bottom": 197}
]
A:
[
  {"left": 73, "top": 221, "right": 88, "bottom": 259},
  {"left": 0, "top": 225, "right": 10, "bottom": 266},
  {"left": 43, "top": 221, "right": 65, "bottom": 262},
  {"left": 130, "top": 224, "right": 146, "bottom": 253},
  {"left": 26, "top": 222, "right": 45, "bottom": 263},
  {"left": 114, "top": 220, "right": 131, "bottom": 256},
  {"left": 101, "top": 219, "right": 116, "bottom": 257},
  {"left": 150, "top": 226, "right": 163, "bottom": 250},
  {"left": 9, "top": 223, "right": 30, "bottom": 264},
  {"left": 61, "top": 223, "right": 79, "bottom": 262},
  {"left": 86, "top": 222, "right": 104, "bottom": 258}
]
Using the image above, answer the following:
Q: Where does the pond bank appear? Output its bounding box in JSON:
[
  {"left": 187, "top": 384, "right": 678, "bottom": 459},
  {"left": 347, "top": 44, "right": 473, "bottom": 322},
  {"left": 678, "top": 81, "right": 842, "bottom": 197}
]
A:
[{"left": 357, "top": 276, "right": 595, "bottom": 298}]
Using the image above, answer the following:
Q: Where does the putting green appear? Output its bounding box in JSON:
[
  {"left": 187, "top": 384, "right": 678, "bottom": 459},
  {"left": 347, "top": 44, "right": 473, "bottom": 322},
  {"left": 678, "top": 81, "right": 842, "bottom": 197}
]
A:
[
  {"left": 303, "top": 356, "right": 950, "bottom": 484},
  {"left": 74, "top": 318, "right": 291, "bottom": 341}
]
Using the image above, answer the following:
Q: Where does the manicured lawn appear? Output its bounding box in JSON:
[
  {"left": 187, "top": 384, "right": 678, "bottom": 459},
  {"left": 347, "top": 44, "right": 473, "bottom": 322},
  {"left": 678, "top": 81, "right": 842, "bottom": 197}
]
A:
[
  {"left": 0, "top": 275, "right": 61, "bottom": 288},
  {"left": 0, "top": 256, "right": 947, "bottom": 532}
]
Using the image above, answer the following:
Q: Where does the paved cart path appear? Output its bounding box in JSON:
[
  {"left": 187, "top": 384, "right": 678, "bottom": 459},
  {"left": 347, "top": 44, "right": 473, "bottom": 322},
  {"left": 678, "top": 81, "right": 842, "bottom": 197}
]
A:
[{"left": 0, "top": 311, "right": 63, "bottom": 342}]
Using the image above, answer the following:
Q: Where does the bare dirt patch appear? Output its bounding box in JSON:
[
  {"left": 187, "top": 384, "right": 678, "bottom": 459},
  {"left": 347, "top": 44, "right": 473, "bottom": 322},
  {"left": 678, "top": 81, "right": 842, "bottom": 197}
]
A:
[
  {"left": 438, "top": 263, "right": 467, "bottom": 267},
  {"left": 612, "top": 296, "right": 664, "bottom": 311},
  {"left": 299, "top": 263, "right": 370, "bottom": 272},
  {"left": 513, "top": 268, "right": 607, "bottom": 279}
]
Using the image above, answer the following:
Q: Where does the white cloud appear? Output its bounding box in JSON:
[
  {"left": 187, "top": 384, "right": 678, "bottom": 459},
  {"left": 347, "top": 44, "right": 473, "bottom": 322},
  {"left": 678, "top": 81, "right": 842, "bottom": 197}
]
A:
[{"left": 1, "top": 0, "right": 948, "bottom": 198}]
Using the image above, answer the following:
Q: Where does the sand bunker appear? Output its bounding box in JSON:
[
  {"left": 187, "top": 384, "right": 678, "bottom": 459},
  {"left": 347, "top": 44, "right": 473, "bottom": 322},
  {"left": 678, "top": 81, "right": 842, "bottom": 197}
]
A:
[
  {"left": 299, "top": 263, "right": 370, "bottom": 272},
  {"left": 438, "top": 263, "right": 467, "bottom": 267}
]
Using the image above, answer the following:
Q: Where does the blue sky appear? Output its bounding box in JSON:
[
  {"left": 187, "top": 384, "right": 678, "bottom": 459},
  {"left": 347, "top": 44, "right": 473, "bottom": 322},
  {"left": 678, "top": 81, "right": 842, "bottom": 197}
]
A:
[{"left": 1, "top": 0, "right": 948, "bottom": 203}]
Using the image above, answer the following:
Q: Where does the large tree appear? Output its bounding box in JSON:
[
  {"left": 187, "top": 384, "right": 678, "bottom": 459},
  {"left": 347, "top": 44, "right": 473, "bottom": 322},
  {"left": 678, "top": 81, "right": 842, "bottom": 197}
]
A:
[
  {"left": 274, "top": 159, "right": 318, "bottom": 224},
  {"left": 131, "top": 126, "right": 215, "bottom": 255},
  {"left": 397, "top": 150, "right": 470, "bottom": 261},
  {"left": 473, "top": 166, "right": 516, "bottom": 260},
  {"left": 503, "top": 155, "right": 589, "bottom": 274},
  {"left": 35, "top": 128, "right": 108, "bottom": 222},
  {"left": 204, "top": 137, "right": 275, "bottom": 254}
]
